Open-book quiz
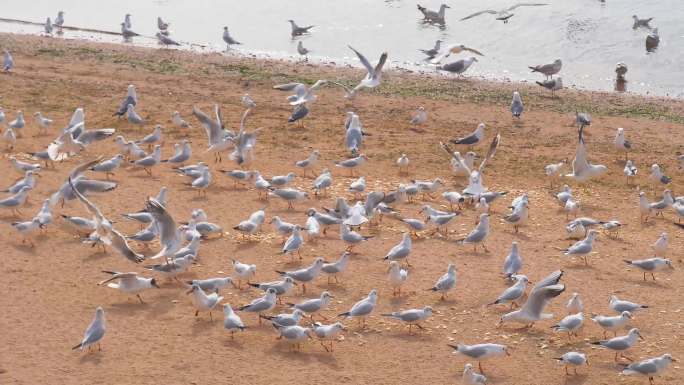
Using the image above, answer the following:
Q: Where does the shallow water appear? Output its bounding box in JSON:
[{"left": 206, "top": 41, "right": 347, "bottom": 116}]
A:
[{"left": 1, "top": 0, "right": 683, "bottom": 97}]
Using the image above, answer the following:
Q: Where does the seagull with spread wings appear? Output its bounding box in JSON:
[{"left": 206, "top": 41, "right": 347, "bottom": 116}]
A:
[
  {"left": 142, "top": 198, "right": 182, "bottom": 262},
  {"left": 69, "top": 177, "right": 144, "bottom": 263},
  {"left": 337, "top": 46, "right": 388, "bottom": 99},
  {"left": 441, "top": 133, "right": 501, "bottom": 198},
  {"left": 565, "top": 126, "right": 607, "bottom": 182},
  {"left": 461, "top": 3, "right": 548, "bottom": 24}
]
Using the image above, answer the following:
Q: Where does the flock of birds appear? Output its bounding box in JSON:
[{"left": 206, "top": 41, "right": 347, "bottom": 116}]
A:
[
  {"left": 2, "top": 4, "right": 664, "bottom": 96},
  {"left": 0, "top": 5, "right": 681, "bottom": 385}
]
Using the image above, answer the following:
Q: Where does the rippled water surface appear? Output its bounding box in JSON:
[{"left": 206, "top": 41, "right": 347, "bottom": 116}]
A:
[{"left": 1, "top": 0, "right": 683, "bottom": 97}]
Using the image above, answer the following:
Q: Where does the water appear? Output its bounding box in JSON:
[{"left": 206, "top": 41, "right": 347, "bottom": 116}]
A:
[{"left": 1, "top": 0, "right": 683, "bottom": 97}]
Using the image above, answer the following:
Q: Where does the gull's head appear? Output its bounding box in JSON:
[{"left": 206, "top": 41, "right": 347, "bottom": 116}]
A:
[
  {"left": 368, "top": 289, "right": 378, "bottom": 299},
  {"left": 665, "top": 259, "right": 674, "bottom": 269},
  {"left": 293, "top": 309, "right": 304, "bottom": 318},
  {"left": 587, "top": 229, "right": 599, "bottom": 238},
  {"left": 313, "top": 257, "right": 325, "bottom": 265},
  {"left": 621, "top": 311, "right": 633, "bottom": 319},
  {"left": 95, "top": 306, "right": 105, "bottom": 318},
  {"left": 58, "top": 11, "right": 64, "bottom": 16},
  {"left": 512, "top": 91, "right": 521, "bottom": 101},
  {"left": 629, "top": 328, "right": 644, "bottom": 340},
  {"left": 284, "top": 277, "right": 296, "bottom": 284},
  {"left": 651, "top": 163, "right": 660, "bottom": 171},
  {"left": 661, "top": 354, "right": 675, "bottom": 363},
  {"left": 632, "top": 15, "right": 638, "bottom": 20},
  {"left": 477, "top": 122, "right": 486, "bottom": 131},
  {"left": 617, "top": 127, "right": 624, "bottom": 133},
  {"left": 464, "top": 363, "right": 474, "bottom": 373},
  {"left": 266, "top": 287, "right": 277, "bottom": 295},
  {"left": 447, "top": 263, "right": 457, "bottom": 273},
  {"left": 33, "top": 111, "right": 41, "bottom": 117},
  {"left": 423, "top": 306, "right": 433, "bottom": 316},
  {"left": 470, "top": 56, "right": 479, "bottom": 63},
  {"left": 321, "top": 291, "right": 334, "bottom": 300}
]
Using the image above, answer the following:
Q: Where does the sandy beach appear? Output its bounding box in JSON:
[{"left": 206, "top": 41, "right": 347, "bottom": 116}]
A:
[{"left": 0, "top": 34, "right": 683, "bottom": 385}]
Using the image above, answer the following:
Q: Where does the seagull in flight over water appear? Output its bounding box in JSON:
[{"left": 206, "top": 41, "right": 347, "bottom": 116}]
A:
[{"left": 461, "top": 3, "right": 548, "bottom": 24}]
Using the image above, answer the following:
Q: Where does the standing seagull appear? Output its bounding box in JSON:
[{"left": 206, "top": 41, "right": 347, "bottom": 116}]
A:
[
  {"left": 297, "top": 41, "right": 310, "bottom": 59},
  {"left": 419, "top": 40, "right": 442, "bottom": 59},
  {"left": 417, "top": 4, "right": 450, "bottom": 24},
  {"left": 461, "top": 3, "right": 549, "bottom": 24},
  {"left": 223, "top": 27, "right": 241, "bottom": 49},
  {"left": 341, "top": 46, "right": 388, "bottom": 99},
  {"left": 536, "top": 77, "right": 563, "bottom": 96},
  {"left": 437, "top": 57, "right": 478, "bottom": 76},
  {"left": 114, "top": 85, "right": 137, "bottom": 117},
  {"left": 72, "top": 307, "right": 106, "bottom": 352},
  {"left": 338, "top": 289, "right": 378, "bottom": 328},
  {"left": 450, "top": 123, "right": 485, "bottom": 147},
  {"left": 511, "top": 92, "right": 523, "bottom": 118},
  {"left": 622, "top": 354, "right": 676, "bottom": 384},
  {"left": 3, "top": 50, "right": 14, "bottom": 72},
  {"left": 614, "top": 127, "right": 632, "bottom": 159},
  {"left": 288, "top": 20, "right": 314, "bottom": 37},
  {"left": 529, "top": 59, "right": 562, "bottom": 79}
]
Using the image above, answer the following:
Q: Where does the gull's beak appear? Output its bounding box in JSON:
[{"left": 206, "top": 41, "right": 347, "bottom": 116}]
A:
[
  {"left": 185, "top": 287, "right": 195, "bottom": 295},
  {"left": 671, "top": 358, "right": 678, "bottom": 362},
  {"left": 585, "top": 358, "right": 590, "bottom": 366},
  {"left": 505, "top": 348, "right": 511, "bottom": 356},
  {"left": 638, "top": 333, "right": 645, "bottom": 341}
]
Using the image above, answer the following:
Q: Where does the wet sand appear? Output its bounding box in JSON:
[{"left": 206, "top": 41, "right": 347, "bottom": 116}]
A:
[{"left": 0, "top": 34, "right": 683, "bottom": 385}]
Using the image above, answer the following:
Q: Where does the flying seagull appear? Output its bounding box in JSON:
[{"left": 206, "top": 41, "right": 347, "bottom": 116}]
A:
[{"left": 461, "top": 3, "right": 548, "bottom": 24}]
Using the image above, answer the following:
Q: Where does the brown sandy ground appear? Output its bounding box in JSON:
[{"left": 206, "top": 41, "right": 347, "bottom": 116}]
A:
[{"left": 0, "top": 34, "right": 683, "bottom": 385}]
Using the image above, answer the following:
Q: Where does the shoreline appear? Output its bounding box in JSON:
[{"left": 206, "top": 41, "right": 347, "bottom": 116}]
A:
[{"left": 1, "top": 32, "right": 683, "bottom": 124}]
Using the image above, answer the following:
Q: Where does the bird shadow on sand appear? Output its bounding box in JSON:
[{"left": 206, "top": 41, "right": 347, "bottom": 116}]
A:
[
  {"left": 190, "top": 316, "right": 219, "bottom": 335},
  {"left": 386, "top": 330, "right": 438, "bottom": 342},
  {"left": 82, "top": 250, "right": 109, "bottom": 262},
  {"left": 221, "top": 337, "right": 246, "bottom": 350},
  {"left": 267, "top": 343, "right": 339, "bottom": 367},
  {"left": 9, "top": 243, "right": 38, "bottom": 254},
  {"left": 108, "top": 300, "right": 152, "bottom": 315},
  {"left": 78, "top": 351, "right": 103, "bottom": 365}
]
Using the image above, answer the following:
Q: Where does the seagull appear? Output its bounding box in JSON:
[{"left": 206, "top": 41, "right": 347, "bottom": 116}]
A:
[
  {"left": 381, "top": 306, "right": 432, "bottom": 334},
  {"left": 126, "top": 104, "right": 144, "bottom": 125},
  {"left": 276, "top": 257, "right": 326, "bottom": 293},
  {"left": 646, "top": 28, "right": 660, "bottom": 51},
  {"left": 271, "top": 323, "right": 313, "bottom": 351},
  {"left": 295, "top": 150, "right": 320, "bottom": 177},
  {"left": 312, "top": 169, "right": 333, "bottom": 196},
  {"left": 511, "top": 92, "right": 524, "bottom": 118},
  {"left": 536, "top": 77, "right": 563, "bottom": 96},
  {"left": 490, "top": 274, "right": 529, "bottom": 308},
  {"left": 341, "top": 46, "right": 388, "bottom": 99},
  {"left": 609, "top": 295, "right": 648, "bottom": 314},
  {"left": 124, "top": 14, "right": 132, "bottom": 29},
  {"left": 121, "top": 22, "right": 140, "bottom": 38},
  {"left": 462, "top": 363, "right": 487, "bottom": 384},
  {"left": 437, "top": 57, "right": 478, "bottom": 76},
  {"left": 614, "top": 128, "right": 632, "bottom": 158},
  {"left": 222, "top": 26, "right": 241, "bottom": 49},
  {"left": 223, "top": 304, "right": 246, "bottom": 338},
  {"left": 249, "top": 277, "right": 297, "bottom": 297},
  {"left": 529, "top": 59, "right": 562, "bottom": 79},
  {"left": 560, "top": 229, "right": 598, "bottom": 265},
  {"left": 269, "top": 188, "right": 309, "bottom": 209},
  {"left": 457, "top": 213, "right": 490, "bottom": 252},
  {"left": 546, "top": 161, "right": 566, "bottom": 187},
  {"left": 8, "top": 111, "right": 25, "bottom": 134},
  {"left": 651, "top": 232, "right": 668, "bottom": 256},
  {"left": 499, "top": 282, "right": 565, "bottom": 327},
  {"left": 575, "top": 111, "right": 592, "bottom": 129},
  {"left": 650, "top": 191, "right": 673, "bottom": 217},
  {"left": 239, "top": 288, "right": 277, "bottom": 324},
  {"left": 338, "top": 289, "right": 377, "bottom": 328},
  {"left": 387, "top": 261, "right": 408, "bottom": 296},
  {"left": 321, "top": 252, "right": 350, "bottom": 283},
  {"left": 503, "top": 201, "right": 528, "bottom": 233},
  {"left": 157, "top": 17, "right": 170, "bottom": 31},
  {"left": 624, "top": 160, "right": 638, "bottom": 183},
  {"left": 551, "top": 312, "right": 584, "bottom": 340},
  {"left": 72, "top": 307, "right": 106, "bottom": 352},
  {"left": 54, "top": 11, "right": 65, "bottom": 29},
  {"left": 186, "top": 283, "right": 223, "bottom": 320},
  {"left": 288, "top": 20, "right": 314, "bottom": 37},
  {"left": 419, "top": 40, "right": 442, "bottom": 59},
  {"left": 623, "top": 258, "right": 673, "bottom": 281},
  {"left": 98, "top": 271, "right": 159, "bottom": 303},
  {"left": 4, "top": 170, "right": 36, "bottom": 194},
  {"left": 143, "top": 198, "right": 182, "bottom": 262},
  {"left": 89, "top": 154, "right": 124, "bottom": 180},
  {"left": 335, "top": 154, "right": 368, "bottom": 176},
  {"left": 34, "top": 112, "right": 53, "bottom": 135},
  {"left": 417, "top": 4, "right": 450, "bottom": 24},
  {"left": 3, "top": 50, "right": 14, "bottom": 72},
  {"left": 554, "top": 352, "right": 589, "bottom": 375},
  {"left": 340, "top": 224, "right": 372, "bottom": 252},
  {"left": 156, "top": 32, "right": 180, "bottom": 47},
  {"left": 503, "top": 242, "right": 523, "bottom": 279},
  {"left": 566, "top": 292, "right": 583, "bottom": 314},
  {"left": 260, "top": 309, "right": 304, "bottom": 327},
  {"left": 622, "top": 354, "right": 676, "bottom": 384},
  {"left": 10, "top": 217, "right": 42, "bottom": 246},
  {"left": 615, "top": 62, "right": 628, "bottom": 80},
  {"left": 450, "top": 123, "right": 485, "bottom": 147},
  {"left": 311, "top": 322, "right": 345, "bottom": 352},
  {"left": 288, "top": 291, "right": 334, "bottom": 318},
  {"left": 410, "top": 107, "right": 427, "bottom": 126},
  {"left": 448, "top": 343, "right": 509, "bottom": 374},
  {"left": 44, "top": 17, "right": 53, "bottom": 35},
  {"left": 461, "top": 3, "right": 548, "bottom": 24},
  {"left": 565, "top": 126, "right": 607, "bottom": 182},
  {"left": 233, "top": 209, "right": 265, "bottom": 238},
  {"left": 232, "top": 259, "right": 256, "bottom": 288},
  {"left": 114, "top": 85, "right": 137, "bottom": 117},
  {"left": 429, "top": 44, "right": 485, "bottom": 64},
  {"left": 649, "top": 164, "right": 671, "bottom": 187},
  {"left": 591, "top": 311, "right": 633, "bottom": 338},
  {"left": 632, "top": 15, "right": 653, "bottom": 29},
  {"left": 591, "top": 328, "right": 644, "bottom": 362},
  {"left": 427, "top": 263, "right": 457, "bottom": 299}
]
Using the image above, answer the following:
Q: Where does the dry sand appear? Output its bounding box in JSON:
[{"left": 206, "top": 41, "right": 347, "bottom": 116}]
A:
[{"left": 0, "top": 34, "right": 683, "bottom": 385}]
